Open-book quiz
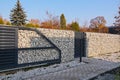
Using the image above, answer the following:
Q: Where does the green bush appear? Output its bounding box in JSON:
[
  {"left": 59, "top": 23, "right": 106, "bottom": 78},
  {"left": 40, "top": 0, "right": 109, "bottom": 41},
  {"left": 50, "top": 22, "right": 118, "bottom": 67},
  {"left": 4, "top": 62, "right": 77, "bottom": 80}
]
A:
[
  {"left": 70, "top": 22, "right": 80, "bottom": 31},
  {"left": 0, "top": 17, "right": 4, "bottom": 24}
]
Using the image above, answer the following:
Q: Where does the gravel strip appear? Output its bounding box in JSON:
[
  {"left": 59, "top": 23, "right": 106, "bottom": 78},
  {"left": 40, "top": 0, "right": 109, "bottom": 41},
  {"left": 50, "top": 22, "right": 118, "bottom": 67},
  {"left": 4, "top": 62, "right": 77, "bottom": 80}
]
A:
[
  {"left": 0, "top": 60, "right": 85, "bottom": 80},
  {"left": 93, "top": 52, "right": 120, "bottom": 62},
  {"left": 0, "top": 52, "right": 120, "bottom": 80},
  {"left": 91, "top": 52, "right": 120, "bottom": 80}
]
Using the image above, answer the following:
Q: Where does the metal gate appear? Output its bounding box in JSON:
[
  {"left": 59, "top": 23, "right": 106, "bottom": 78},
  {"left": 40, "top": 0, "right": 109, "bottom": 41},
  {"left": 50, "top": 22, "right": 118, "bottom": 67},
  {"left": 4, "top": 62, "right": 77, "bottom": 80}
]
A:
[
  {"left": 0, "top": 26, "right": 61, "bottom": 72},
  {"left": 74, "top": 32, "right": 86, "bottom": 62},
  {"left": 0, "top": 27, "right": 18, "bottom": 70}
]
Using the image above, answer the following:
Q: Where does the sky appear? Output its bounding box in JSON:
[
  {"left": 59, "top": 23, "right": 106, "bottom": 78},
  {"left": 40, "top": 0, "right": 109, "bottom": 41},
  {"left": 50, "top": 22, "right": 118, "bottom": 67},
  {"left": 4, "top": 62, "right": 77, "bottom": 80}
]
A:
[{"left": 0, "top": 0, "right": 120, "bottom": 26}]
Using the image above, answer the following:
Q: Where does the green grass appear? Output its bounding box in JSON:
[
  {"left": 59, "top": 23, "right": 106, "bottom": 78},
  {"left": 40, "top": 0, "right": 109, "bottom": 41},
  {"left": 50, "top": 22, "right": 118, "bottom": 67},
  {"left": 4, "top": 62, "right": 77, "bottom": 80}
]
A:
[
  {"left": 112, "top": 67, "right": 120, "bottom": 80},
  {"left": 115, "top": 71, "right": 120, "bottom": 80}
]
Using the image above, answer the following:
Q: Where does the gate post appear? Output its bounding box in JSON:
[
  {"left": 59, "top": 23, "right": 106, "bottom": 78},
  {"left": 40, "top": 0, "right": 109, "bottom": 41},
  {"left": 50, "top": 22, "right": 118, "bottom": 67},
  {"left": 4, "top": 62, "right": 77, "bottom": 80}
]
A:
[{"left": 74, "top": 32, "right": 86, "bottom": 62}]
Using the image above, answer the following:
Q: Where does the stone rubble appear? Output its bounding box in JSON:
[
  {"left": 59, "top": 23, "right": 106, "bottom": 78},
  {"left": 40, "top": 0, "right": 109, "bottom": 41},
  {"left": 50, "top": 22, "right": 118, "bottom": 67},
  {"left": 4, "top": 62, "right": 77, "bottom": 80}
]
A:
[
  {"left": 18, "top": 49, "right": 59, "bottom": 64},
  {"left": 18, "top": 29, "right": 75, "bottom": 63},
  {"left": 86, "top": 32, "right": 120, "bottom": 57}
]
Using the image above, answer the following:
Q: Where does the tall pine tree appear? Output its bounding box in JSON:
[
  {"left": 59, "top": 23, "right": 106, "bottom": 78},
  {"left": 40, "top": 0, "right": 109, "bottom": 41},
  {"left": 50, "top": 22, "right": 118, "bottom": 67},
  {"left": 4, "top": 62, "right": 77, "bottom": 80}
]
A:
[
  {"left": 60, "top": 14, "right": 66, "bottom": 29},
  {"left": 10, "top": 0, "right": 27, "bottom": 26},
  {"left": 114, "top": 7, "right": 120, "bottom": 27}
]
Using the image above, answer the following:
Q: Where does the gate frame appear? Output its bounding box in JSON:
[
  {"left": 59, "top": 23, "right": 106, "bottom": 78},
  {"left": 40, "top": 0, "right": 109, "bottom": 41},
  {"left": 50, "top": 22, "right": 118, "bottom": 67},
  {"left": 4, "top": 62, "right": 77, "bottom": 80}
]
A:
[{"left": 0, "top": 26, "right": 61, "bottom": 72}]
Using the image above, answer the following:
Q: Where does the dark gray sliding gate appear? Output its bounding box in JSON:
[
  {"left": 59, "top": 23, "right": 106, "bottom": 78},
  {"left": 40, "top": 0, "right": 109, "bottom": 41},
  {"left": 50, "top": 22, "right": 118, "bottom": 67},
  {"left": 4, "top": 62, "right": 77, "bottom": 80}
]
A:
[
  {"left": 0, "top": 26, "right": 61, "bottom": 71},
  {"left": 74, "top": 32, "right": 86, "bottom": 61},
  {"left": 0, "top": 27, "right": 18, "bottom": 70}
]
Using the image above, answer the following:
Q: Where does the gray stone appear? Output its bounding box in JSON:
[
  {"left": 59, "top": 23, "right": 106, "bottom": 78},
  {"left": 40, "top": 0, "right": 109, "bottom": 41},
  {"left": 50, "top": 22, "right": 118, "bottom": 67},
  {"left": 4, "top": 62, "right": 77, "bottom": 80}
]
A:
[{"left": 18, "top": 28, "right": 74, "bottom": 63}]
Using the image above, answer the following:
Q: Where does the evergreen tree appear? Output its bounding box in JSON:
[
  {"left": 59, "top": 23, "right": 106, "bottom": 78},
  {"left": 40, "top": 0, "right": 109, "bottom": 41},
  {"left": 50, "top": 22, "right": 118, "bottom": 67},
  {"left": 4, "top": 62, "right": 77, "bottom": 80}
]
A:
[
  {"left": 10, "top": 0, "right": 27, "bottom": 26},
  {"left": 114, "top": 7, "right": 120, "bottom": 27},
  {"left": 71, "top": 22, "right": 80, "bottom": 31},
  {"left": 60, "top": 14, "right": 66, "bottom": 29}
]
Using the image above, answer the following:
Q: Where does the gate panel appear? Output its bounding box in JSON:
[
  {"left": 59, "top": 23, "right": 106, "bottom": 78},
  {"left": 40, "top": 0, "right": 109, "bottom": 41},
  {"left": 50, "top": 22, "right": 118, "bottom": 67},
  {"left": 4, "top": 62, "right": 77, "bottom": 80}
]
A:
[
  {"left": 0, "top": 27, "right": 18, "bottom": 70},
  {"left": 74, "top": 32, "right": 86, "bottom": 58}
]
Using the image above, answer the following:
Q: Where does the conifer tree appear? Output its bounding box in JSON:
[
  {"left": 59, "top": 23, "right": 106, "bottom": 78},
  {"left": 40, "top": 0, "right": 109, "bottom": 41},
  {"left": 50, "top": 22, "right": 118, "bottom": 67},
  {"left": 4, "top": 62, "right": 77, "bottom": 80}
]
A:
[
  {"left": 71, "top": 22, "right": 80, "bottom": 31},
  {"left": 60, "top": 14, "right": 66, "bottom": 29},
  {"left": 10, "top": 0, "right": 27, "bottom": 26}
]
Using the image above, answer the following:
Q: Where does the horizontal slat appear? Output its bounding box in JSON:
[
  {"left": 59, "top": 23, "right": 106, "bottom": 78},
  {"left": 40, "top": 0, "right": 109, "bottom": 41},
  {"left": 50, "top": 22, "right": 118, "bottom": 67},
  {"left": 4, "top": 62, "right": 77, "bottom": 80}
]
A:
[
  {"left": 0, "top": 57, "right": 15, "bottom": 60},
  {"left": 0, "top": 50, "right": 15, "bottom": 52},
  {"left": 0, "top": 48, "right": 14, "bottom": 53},
  {"left": 0, "top": 56, "right": 15, "bottom": 59},
  {"left": 0, "top": 41, "right": 15, "bottom": 43},
  {"left": 0, "top": 45, "right": 15, "bottom": 47},
  {"left": 0, "top": 44, "right": 15, "bottom": 47},
  {"left": 0, "top": 46, "right": 15, "bottom": 49},
  {"left": 0, "top": 48, "right": 17, "bottom": 50},
  {"left": 0, "top": 61, "right": 15, "bottom": 65},
  {"left": 0, "top": 52, "right": 16, "bottom": 54},
  {"left": 0, "top": 42, "right": 15, "bottom": 45},
  {"left": 0, "top": 36, "right": 15, "bottom": 39},
  {"left": 0, "top": 30, "right": 15, "bottom": 33},
  {"left": 0, "top": 52, "right": 15, "bottom": 54},
  {"left": 0, "top": 65, "right": 14, "bottom": 69},
  {"left": 0, "top": 53, "right": 15, "bottom": 55},
  {"left": 0, "top": 27, "right": 15, "bottom": 30},
  {"left": 0, "top": 47, "right": 15, "bottom": 49},
  {"left": 0, "top": 31, "right": 15, "bottom": 34},
  {"left": 0, "top": 49, "right": 17, "bottom": 54},
  {"left": 0, "top": 39, "right": 15, "bottom": 42},
  {"left": 0, "top": 59, "right": 15, "bottom": 62},
  {"left": 0, "top": 51, "right": 16, "bottom": 53},
  {"left": 0, "top": 38, "right": 15, "bottom": 40},
  {"left": 0, "top": 54, "right": 15, "bottom": 56},
  {"left": 0, "top": 33, "right": 15, "bottom": 36},
  {"left": 0, "top": 32, "right": 15, "bottom": 35}
]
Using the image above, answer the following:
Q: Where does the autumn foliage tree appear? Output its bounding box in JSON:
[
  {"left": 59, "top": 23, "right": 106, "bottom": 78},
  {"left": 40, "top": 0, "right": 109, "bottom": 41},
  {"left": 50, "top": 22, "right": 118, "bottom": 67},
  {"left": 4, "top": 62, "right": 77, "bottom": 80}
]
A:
[
  {"left": 60, "top": 14, "right": 66, "bottom": 29},
  {"left": 0, "top": 16, "right": 4, "bottom": 24},
  {"left": 41, "top": 11, "right": 60, "bottom": 29},
  {"left": 25, "top": 19, "right": 40, "bottom": 28},
  {"left": 10, "top": 0, "right": 27, "bottom": 26},
  {"left": 4, "top": 19, "right": 11, "bottom": 25},
  {"left": 90, "top": 16, "right": 106, "bottom": 28},
  {"left": 0, "top": 16, "right": 11, "bottom": 25},
  {"left": 89, "top": 16, "right": 108, "bottom": 33}
]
